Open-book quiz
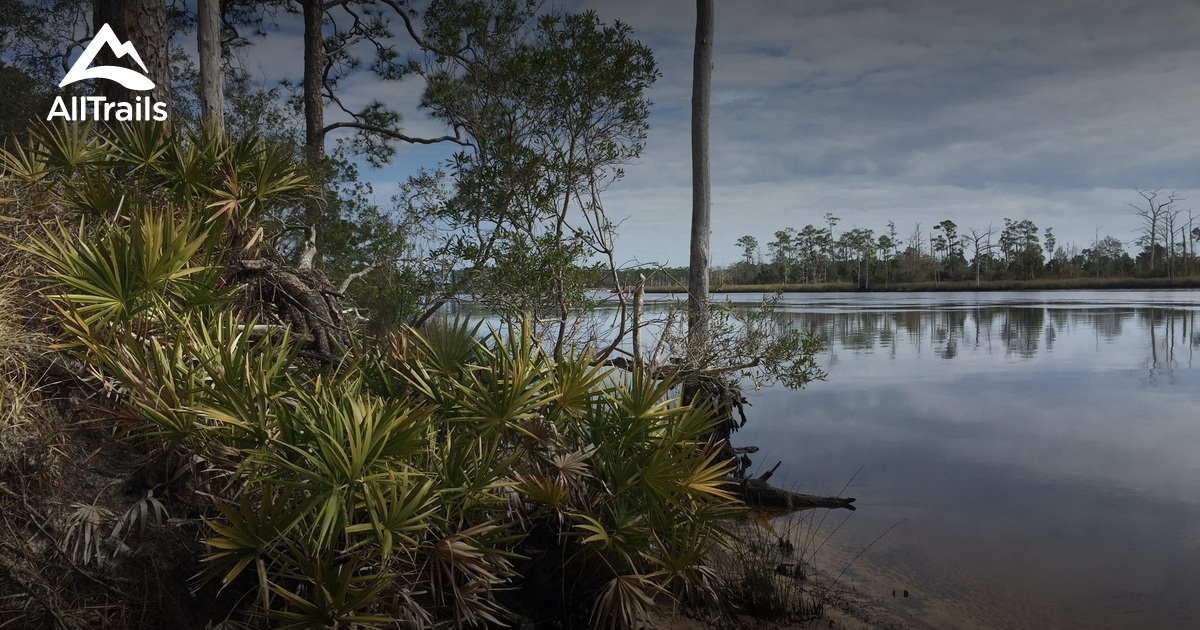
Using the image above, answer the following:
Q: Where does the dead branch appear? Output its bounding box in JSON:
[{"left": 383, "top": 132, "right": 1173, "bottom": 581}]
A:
[
  {"left": 0, "top": 551, "right": 81, "bottom": 630},
  {"left": 337, "top": 263, "right": 381, "bottom": 294},
  {"left": 297, "top": 225, "right": 317, "bottom": 270},
  {"left": 631, "top": 275, "right": 644, "bottom": 363},
  {"left": 730, "top": 478, "right": 856, "bottom": 513},
  {"left": 758, "top": 460, "right": 782, "bottom": 483}
]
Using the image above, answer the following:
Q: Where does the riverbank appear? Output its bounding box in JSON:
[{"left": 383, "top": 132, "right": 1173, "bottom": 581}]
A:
[
  {"left": 641, "top": 275, "right": 1200, "bottom": 294},
  {"left": 643, "top": 519, "right": 930, "bottom": 629}
]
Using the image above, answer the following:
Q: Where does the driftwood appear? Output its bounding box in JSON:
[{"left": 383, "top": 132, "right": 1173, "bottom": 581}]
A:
[{"left": 731, "top": 477, "right": 856, "bottom": 512}]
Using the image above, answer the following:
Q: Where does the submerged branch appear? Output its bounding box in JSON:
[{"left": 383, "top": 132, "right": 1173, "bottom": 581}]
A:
[{"left": 730, "top": 478, "right": 856, "bottom": 513}]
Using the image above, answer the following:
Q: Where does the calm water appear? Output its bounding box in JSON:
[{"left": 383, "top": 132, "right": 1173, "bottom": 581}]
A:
[{"left": 730, "top": 290, "right": 1200, "bottom": 629}]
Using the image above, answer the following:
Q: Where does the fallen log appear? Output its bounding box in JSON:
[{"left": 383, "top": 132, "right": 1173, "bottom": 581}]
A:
[{"left": 729, "top": 477, "right": 856, "bottom": 512}]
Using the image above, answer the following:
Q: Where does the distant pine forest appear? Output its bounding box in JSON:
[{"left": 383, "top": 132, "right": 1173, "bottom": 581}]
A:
[{"left": 612, "top": 208, "right": 1200, "bottom": 292}]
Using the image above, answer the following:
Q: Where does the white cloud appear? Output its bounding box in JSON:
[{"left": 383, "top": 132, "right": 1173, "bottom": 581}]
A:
[
  {"left": 225, "top": 0, "right": 1200, "bottom": 266},
  {"left": 575, "top": 0, "right": 1200, "bottom": 264}
]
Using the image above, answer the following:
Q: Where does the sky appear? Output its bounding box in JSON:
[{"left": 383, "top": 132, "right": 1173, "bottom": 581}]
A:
[{"left": 209, "top": 0, "right": 1200, "bottom": 266}]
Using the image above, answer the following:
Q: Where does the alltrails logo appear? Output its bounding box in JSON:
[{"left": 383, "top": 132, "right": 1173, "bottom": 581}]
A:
[{"left": 47, "top": 23, "right": 168, "bottom": 122}]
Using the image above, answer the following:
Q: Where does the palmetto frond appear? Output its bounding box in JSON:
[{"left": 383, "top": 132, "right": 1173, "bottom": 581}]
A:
[
  {"left": 267, "top": 549, "right": 397, "bottom": 630},
  {"left": 4, "top": 120, "right": 313, "bottom": 227},
  {"left": 349, "top": 475, "right": 438, "bottom": 560},
  {"left": 201, "top": 488, "right": 313, "bottom": 595},
  {"left": 104, "top": 121, "right": 171, "bottom": 171},
  {"left": 11, "top": 123, "right": 749, "bottom": 630},
  {"left": 548, "top": 348, "right": 612, "bottom": 419},
  {"left": 60, "top": 502, "right": 117, "bottom": 566},
  {"left": 550, "top": 448, "right": 594, "bottom": 485},
  {"left": 22, "top": 207, "right": 226, "bottom": 328},
  {"left": 34, "top": 120, "right": 104, "bottom": 171},
  {"left": 590, "top": 573, "right": 663, "bottom": 630},
  {"left": 0, "top": 137, "right": 53, "bottom": 182},
  {"left": 406, "top": 317, "right": 482, "bottom": 379},
  {"left": 426, "top": 522, "right": 516, "bottom": 628}
]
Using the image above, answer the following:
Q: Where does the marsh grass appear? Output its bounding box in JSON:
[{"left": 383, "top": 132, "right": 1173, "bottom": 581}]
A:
[
  {"left": 709, "top": 464, "right": 898, "bottom": 628},
  {"left": 715, "top": 513, "right": 824, "bottom": 623}
]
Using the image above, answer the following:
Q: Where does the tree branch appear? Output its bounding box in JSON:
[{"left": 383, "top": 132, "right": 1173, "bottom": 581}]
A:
[
  {"left": 730, "top": 478, "right": 856, "bottom": 512},
  {"left": 413, "top": 295, "right": 452, "bottom": 328},
  {"left": 337, "top": 263, "right": 381, "bottom": 294},
  {"left": 298, "top": 225, "right": 317, "bottom": 270},
  {"left": 322, "top": 121, "right": 470, "bottom": 146},
  {"left": 378, "top": 0, "right": 464, "bottom": 61}
]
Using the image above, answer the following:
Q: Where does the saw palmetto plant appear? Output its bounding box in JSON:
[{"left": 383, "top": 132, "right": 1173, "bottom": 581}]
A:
[
  {"left": 2, "top": 121, "right": 310, "bottom": 223},
  {"left": 7, "top": 122, "right": 744, "bottom": 629},
  {"left": 399, "top": 319, "right": 743, "bottom": 628}
]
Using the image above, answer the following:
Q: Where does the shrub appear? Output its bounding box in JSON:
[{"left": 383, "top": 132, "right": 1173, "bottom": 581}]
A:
[{"left": 11, "top": 122, "right": 742, "bottom": 629}]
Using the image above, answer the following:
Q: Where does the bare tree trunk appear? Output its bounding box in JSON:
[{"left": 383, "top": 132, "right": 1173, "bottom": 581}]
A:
[
  {"left": 632, "top": 275, "right": 645, "bottom": 364},
  {"left": 197, "top": 0, "right": 223, "bottom": 134},
  {"left": 300, "top": 0, "right": 327, "bottom": 261},
  {"left": 687, "top": 0, "right": 713, "bottom": 351},
  {"left": 731, "top": 478, "right": 856, "bottom": 512},
  {"left": 302, "top": 0, "right": 326, "bottom": 160},
  {"left": 92, "top": 0, "right": 170, "bottom": 110}
]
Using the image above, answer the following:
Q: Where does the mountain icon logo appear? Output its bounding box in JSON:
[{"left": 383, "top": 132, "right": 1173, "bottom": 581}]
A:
[{"left": 59, "top": 23, "right": 155, "bottom": 91}]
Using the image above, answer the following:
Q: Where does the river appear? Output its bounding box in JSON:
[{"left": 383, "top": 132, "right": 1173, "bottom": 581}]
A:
[
  {"left": 461, "top": 288, "right": 1199, "bottom": 627},
  {"left": 726, "top": 289, "right": 1200, "bottom": 629}
]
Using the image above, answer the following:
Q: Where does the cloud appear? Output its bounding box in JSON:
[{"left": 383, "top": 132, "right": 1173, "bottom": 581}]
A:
[
  {"left": 222, "top": 0, "right": 1200, "bottom": 266},
  {"left": 564, "top": 0, "right": 1200, "bottom": 264}
]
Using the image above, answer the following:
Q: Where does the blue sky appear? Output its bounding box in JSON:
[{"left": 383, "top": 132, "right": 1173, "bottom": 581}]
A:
[{"left": 225, "top": 0, "right": 1200, "bottom": 266}]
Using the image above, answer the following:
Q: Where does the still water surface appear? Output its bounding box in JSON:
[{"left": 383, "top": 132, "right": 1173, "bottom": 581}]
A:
[{"left": 730, "top": 290, "right": 1200, "bottom": 629}]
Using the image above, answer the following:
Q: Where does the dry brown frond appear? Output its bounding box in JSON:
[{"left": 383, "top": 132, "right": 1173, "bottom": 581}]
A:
[
  {"left": 550, "top": 448, "right": 594, "bottom": 486},
  {"left": 60, "top": 502, "right": 117, "bottom": 566},
  {"left": 427, "top": 523, "right": 514, "bottom": 627},
  {"left": 590, "top": 573, "right": 664, "bottom": 630}
]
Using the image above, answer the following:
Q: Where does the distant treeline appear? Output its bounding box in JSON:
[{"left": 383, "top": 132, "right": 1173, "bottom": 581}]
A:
[{"left": 607, "top": 203, "right": 1200, "bottom": 291}]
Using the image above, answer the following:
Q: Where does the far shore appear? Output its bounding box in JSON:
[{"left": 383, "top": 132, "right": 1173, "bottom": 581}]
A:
[{"left": 636, "top": 275, "right": 1200, "bottom": 294}]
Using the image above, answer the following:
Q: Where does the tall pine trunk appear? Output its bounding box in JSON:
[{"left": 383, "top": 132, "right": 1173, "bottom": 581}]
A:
[
  {"left": 300, "top": 0, "right": 327, "bottom": 256},
  {"left": 197, "top": 0, "right": 223, "bottom": 134},
  {"left": 92, "top": 0, "right": 170, "bottom": 111},
  {"left": 687, "top": 0, "right": 713, "bottom": 352},
  {"left": 302, "top": 0, "right": 325, "bottom": 160}
]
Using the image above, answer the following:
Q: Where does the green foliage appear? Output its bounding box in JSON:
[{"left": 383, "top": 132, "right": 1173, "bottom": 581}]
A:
[
  {"left": 999, "top": 218, "right": 1043, "bottom": 279},
  {"left": 1, "top": 120, "right": 426, "bottom": 332},
  {"left": 114, "top": 311, "right": 738, "bottom": 628},
  {"left": 645, "top": 296, "right": 827, "bottom": 393},
  {"left": 23, "top": 209, "right": 226, "bottom": 328},
  {"left": 299, "top": 150, "right": 428, "bottom": 329},
  {"left": 2, "top": 121, "right": 311, "bottom": 232},
  {"left": 405, "top": 1, "right": 659, "bottom": 346},
  {"left": 12, "top": 124, "right": 742, "bottom": 626},
  {"left": 0, "top": 62, "right": 63, "bottom": 145},
  {"left": 48, "top": 287, "right": 738, "bottom": 627},
  {"left": 729, "top": 210, "right": 1185, "bottom": 286}
]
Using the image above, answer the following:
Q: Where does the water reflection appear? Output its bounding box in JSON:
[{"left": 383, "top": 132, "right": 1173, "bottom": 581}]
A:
[
  {"left": 727, "top": 290, "right": 1200, "bottom": 629},
  {"left": 763, "top": 300, "right": 1198, "bottom": 381},
  {"left": 781, "top": 305, "right": 1187, "bottom": 363}
]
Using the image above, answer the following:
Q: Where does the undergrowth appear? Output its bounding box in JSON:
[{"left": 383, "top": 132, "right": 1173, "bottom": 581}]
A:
[{"left": 0, "top": 122, "right": 755, "bottom": 629}]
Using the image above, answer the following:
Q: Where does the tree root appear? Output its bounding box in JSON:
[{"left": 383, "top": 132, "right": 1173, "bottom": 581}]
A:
[{"left": 231, "top": 259, "right": 348, "bottom": 361}]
